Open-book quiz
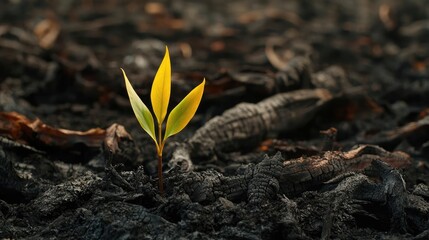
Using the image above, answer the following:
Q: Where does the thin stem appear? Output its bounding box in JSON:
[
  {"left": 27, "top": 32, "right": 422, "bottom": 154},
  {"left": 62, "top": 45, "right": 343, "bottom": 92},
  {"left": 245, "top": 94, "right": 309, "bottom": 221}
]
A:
[
  {"left": 157, "top": 123, "right": 164, "bottom": 195},
  {"left": 158, "top": 123, "right": 162, "bottom": 152},
  {"left": 157, "top": 151, "right": 164, "bottom": 195}
]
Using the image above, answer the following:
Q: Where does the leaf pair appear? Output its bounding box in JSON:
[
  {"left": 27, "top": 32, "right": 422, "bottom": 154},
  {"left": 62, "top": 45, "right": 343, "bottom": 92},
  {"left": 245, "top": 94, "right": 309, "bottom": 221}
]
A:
[{"left": 121, "top": 46, "right": 205, "bottom": 150}]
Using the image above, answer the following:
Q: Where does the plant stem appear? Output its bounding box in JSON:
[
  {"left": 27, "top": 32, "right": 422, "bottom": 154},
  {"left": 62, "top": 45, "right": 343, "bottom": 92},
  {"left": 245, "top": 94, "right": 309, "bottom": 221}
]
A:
[
  {"left": 157, "top": 151, "right": 164, "bottom": 194},
  {"left": 157, "top": 123, "right": 164, "bottom": 195}
]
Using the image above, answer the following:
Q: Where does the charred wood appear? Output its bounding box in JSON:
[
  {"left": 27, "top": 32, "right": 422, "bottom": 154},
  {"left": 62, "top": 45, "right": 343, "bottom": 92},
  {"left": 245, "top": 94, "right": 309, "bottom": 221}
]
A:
[
  {"left": 170, "top": 145, "right": 411, "bottom": 205},
  {"left": 30, "top": 172, "right": 102, "bottom": 218},
  {"left": 170, "top": 88, "right": 333, "bottom": 170}
]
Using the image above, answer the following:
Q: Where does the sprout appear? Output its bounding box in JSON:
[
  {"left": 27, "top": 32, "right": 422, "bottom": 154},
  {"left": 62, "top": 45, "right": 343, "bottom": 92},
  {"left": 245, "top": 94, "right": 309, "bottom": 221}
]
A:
[{"left": 121, "top": 46, "right": 205, "bottom": 194}]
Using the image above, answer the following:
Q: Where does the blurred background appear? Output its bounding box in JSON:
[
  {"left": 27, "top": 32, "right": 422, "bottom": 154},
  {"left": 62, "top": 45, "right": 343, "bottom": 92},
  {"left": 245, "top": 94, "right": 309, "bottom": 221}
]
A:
[{"left": 1, "top": 0, "right": 428, "bottom": 146}]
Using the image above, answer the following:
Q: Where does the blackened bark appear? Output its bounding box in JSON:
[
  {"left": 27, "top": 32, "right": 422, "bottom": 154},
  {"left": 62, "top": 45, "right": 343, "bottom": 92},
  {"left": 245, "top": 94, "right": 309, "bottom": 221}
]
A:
[
  {"left": 31, "top": 172, "right": 102, "bottom": 218},
  {"left": 170, "top": 88, "right": 333, "bottom": 169},
  {"left": 173, "top": 145, "right": 411, "bottom": 205},
  {"left": 357, "top": 160, "right": 408, "bottom": 233}
]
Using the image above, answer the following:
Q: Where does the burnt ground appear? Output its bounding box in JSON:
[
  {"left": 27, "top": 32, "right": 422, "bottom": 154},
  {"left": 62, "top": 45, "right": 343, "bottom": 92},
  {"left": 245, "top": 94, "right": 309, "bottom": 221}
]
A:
[{"left": 1, "top": 0, "right": 429, "bottom": 239}]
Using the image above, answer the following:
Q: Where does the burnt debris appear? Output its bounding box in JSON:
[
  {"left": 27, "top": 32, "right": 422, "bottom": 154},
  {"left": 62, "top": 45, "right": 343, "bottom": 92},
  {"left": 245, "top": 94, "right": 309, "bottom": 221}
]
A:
[
  {"left": 170, "top": 88, "right": 333, "bottom": 170},
  {"left": 1, "top": 1, "right": 429, "bottom": 239}
]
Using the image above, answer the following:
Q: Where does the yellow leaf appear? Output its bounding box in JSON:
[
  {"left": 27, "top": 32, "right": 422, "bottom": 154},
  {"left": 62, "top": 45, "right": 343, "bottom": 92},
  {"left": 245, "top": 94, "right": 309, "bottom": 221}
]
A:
[
  {"left": 151, "top": 46, "right": 171, "bottom": 125},
  {"left": 121, "top": 68, "right": 157, "bottom": 145},
  {"left": 164, "top": 79, "right": 205, "bottom": 140}
]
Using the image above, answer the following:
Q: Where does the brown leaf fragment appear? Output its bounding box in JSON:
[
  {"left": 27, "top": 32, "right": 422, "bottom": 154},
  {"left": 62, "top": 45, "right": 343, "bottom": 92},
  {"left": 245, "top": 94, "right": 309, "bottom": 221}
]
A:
[
  {"left": 102, "top": 123, "right": 138, "bottom": 169},
  {"left": 33, "top": 17, "right": 61, "bottom": 49},
  {"left": 266, "top": 37, "right": 311, "bottom": 72},
  {"left": 379, "top": 4, "right": 396, "bottom": 30},
  {"left": 103, "top": 123, "right": 133, "bottom": 155},
  {"left": 76, "top": 123, "right": 138, "bottom": 191},
  {"left": 0, "top": 111, "right": 105, "bottom": 150}
]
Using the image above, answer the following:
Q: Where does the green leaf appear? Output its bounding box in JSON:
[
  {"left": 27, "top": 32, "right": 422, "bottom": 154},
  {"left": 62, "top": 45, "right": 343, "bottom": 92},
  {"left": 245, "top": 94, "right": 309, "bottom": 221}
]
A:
[
  {"left": 164, "top": 79, "right": 205, "bottom": 140},
  {"left": 121, "top": 68, "right": 157, "bottom": 144},
  {"left": 151, "top": 46, "right": 171, "bottom": 125}
]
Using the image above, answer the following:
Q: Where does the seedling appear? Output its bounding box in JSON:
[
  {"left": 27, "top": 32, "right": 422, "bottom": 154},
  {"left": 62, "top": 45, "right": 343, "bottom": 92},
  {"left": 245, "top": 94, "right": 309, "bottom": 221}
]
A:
[{"left": 121, "top": 46, "right": 205, "bottom": 194}]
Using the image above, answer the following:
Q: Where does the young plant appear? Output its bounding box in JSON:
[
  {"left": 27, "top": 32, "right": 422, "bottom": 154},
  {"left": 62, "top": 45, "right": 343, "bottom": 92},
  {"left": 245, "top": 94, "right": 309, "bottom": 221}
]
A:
[{"left": 121, "top": 46, "right": 205, "bottom": 194}]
